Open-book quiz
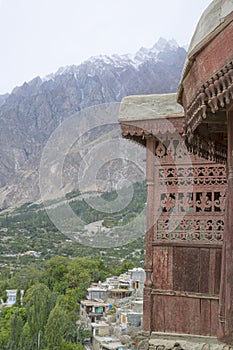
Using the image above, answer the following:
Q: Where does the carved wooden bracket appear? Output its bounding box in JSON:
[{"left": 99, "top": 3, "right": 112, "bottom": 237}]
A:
[{"left": 184, "top": 62, "right": 233, "bottom": 163}]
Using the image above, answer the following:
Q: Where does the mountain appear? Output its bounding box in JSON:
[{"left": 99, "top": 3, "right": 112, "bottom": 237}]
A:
[{"left": 0, "top": 38, "right": 186, "bottom": 208}]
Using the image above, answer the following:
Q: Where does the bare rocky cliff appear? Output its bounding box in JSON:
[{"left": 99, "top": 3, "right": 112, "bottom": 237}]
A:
[{"left": 0, "top": 38, "right": 186, "bottom": 208}]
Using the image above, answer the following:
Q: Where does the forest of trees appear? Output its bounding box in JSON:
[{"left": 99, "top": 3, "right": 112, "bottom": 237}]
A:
[
  {"left": 0, "top": 182, "right": 146, "bottom": 348},
  {"left": 0, "top": 256, "right": 136, "bottom": 349}
]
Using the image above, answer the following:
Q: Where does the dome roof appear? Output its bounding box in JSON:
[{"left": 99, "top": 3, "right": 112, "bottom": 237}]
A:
[
  {"left": 188, "top": 0, "right": 233, "bottom": 56},
  {"left": 178, "top": 0, "right": 233, "bottom": 102}
]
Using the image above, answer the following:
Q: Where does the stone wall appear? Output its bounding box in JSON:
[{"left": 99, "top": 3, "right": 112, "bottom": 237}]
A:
[{"left": 136, "top": 333, "right": 233, "bottom": 350}]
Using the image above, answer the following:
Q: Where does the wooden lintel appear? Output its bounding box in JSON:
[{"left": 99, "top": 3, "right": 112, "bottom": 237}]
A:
[
  {"left": 152, "top": 289, "right": 219, "bottom": 300},
  {"left": 152, "top": 240, "right": 222, "bottom": 248}
]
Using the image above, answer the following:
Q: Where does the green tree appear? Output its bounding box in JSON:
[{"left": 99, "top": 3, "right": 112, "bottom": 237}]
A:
[
  {"left": 19, "top": 322, "right": 31, "bottom": 350},
  {"left": 24, "top": 283, "right": 56, "bottom": 349},
  {"left": 9, "top": 264, "right": 44, "bottom": 291},
  {"left": 45, "top": 304, "right": 68, "bottom": 350},
  {"left": 6, "top": 309, "right": 24, "bottom": 350},
  {"left": 57, "top": 290, "right": 80, "bottom": 313},
  {"left": 15, "top": 289, "right": 21, "bottom": 307},
  {"left": 0, "top": 307, "right": 14, "bottom": 348},
  {"left": 44, "top": 256, "right": 69, "bottom": 290},
  {"left": 77, "top": 325, "right": 92, "bottom": 345},
  {"left": 61, "top": 342, "right": 83, "bottom": 350},
  {"left": 115, "top": 261, "right": 136, "bottom": 275},
  {"left": 1, "top": 289, "right": 7, "bottom": 303}
]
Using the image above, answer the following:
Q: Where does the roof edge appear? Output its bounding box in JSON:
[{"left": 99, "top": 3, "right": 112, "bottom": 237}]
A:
[
  {"left": 177, "top": 8, "right": 233, "bottom": 104},
  {"left": 119, "top": 93, "right": 184, "bottom": 123}
]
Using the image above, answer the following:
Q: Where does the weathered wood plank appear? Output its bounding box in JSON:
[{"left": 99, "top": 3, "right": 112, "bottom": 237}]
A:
[
  {"left": 184, "top": 247, "right": 200, "bottom": 293},
  {"left": 188, "top": 297, "right": 200, "bottom": 334},
  {"left": 152, "top": 295, "right": 165, "bottom": 332},
  {"left": 164, "top": 296, "right": 180, "bottom": 333},
  {"left": 178, "top": 297, "right": 190, "bottom": 334},
  {"left": 200, "top": 299, "right": 211, "bottom": 335},
  {"left": 209, "top": 249, "right": 216, "bottom": 294},
  {"left": 168, "top": 246, "right": 173, "bottom": 290},
  {"left": 210, "top": 299, "right": 219, "bottom": 336},
  {"left": 173, "top": 247, "right": 185, "bottom": 291},
  {"left": 214, "top": 248, "right": 222, "bottom": 295},
  {"left": 199, "top": 248, "right": 210, "bottom": 293},
  {"left": 153, "top": 246, "right": 172, "bottom": 290}
]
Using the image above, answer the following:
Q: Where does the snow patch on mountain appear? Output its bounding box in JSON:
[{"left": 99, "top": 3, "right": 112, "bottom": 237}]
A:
[{"left": 43, "top": 37, "right": 180, "bottom": 81}]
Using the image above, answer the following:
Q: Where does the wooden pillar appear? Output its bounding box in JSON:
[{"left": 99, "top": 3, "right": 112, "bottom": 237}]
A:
[
  {"left": 218, "top": 110, "right": 233, "bottom": 344},
  {"left": 143, "top": 136, "right": 155, "bottom": 332}
]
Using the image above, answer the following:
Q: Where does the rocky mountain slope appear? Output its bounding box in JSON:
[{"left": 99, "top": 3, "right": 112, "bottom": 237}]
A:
[{"left": 0, "top": 38, "right": 186, "bottom": 208}]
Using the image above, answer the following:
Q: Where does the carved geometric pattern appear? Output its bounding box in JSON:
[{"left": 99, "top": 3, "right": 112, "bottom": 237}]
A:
[
  {"left": 156, "top": 216, "right": 224, "bottom": 242},
  {"left": 159, "top": 191, "right": 226, "bottom": 214},
  {"left": 154, "top": 139, "right": 226, "bottom": 242},
  {"left": 155, "top": 136, "right": 189, "bottom": 160},
  {"left": 159, "top": 166, "right": 226, "bottom": 187}
]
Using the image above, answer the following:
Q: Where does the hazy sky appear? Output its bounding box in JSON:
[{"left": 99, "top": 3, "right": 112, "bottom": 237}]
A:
[{"left": 0, "top": 0, "right": 212, "bottom": 94}]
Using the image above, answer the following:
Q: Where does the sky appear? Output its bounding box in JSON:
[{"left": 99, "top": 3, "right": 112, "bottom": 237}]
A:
[{"left": 0, "top": 0, "right": 213, "bottom": 95}]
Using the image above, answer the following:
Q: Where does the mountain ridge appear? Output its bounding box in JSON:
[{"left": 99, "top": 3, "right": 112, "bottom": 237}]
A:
[
  {"left": 0, "top": 37, "right": 183, "bottom": 101},
  {"left": 0, "top": 38, "right": 186, "bottom": 208},
  {"left": 44, "top": 37, "right": 181, "bottom": 79}
]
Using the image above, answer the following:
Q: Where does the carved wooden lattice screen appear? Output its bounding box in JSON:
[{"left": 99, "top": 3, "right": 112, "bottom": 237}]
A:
[
  {"left": 154, "top": 135, "right": 226, "bottom": 243},
  {"left": 150, "top": 133, "right": 227, "bottom": 335}
]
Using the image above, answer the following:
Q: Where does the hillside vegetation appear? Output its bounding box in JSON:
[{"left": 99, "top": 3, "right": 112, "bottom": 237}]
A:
[{"left": 0, "top": 181, "right": 146, "bottom": 267}]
